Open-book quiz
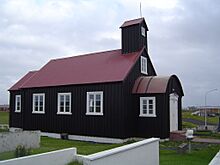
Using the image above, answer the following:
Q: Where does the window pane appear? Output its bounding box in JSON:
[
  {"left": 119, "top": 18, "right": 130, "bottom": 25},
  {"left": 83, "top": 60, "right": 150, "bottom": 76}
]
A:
[
  {"left": 96, "top": 94, "right": 101, "bottom": 101},
  {"left": 60, "top": 101, "right": 64, "bottom": 107},
  {"left": 149, "top": 104, "right": 153, "bottom": 110},
  {"left": 40, "top": 95, "right": 43, "bottom": 102},
  {"left": 89, "top": 94, "right": 94, "bottom": 107},
  {"left": 39, "top": 106, "right": 43, "bottom": 112},
  {"left": 40, "top": 100, "right": 43, "bottom": 106},
  {"left": 149, "top": 110, "right": 153, "bottom": 114},
  {"left": 35, "top": 101, "right": 38, "bottom": 107},
  {"left": 89, "top": 107, "right": 94, "bottom": 112},
  {"left": 143, "top": 100, "right": 147, "bottom": 104},
  {"left": 35, "top": 106, "right": 38, "bottom": 112},
  {"left": 96, "top": 106, "right": 101, "bottom": 113},
  {"left": 66, "top": 101, "right": 70, "bottom": 106},
  {"left": 60, "top": 106, "right": 64, "bottom": 112},
  {"left": 143, "top": 104, "right": 147, "bottom": 110},
  {"left": 143, "top": 109, "right": 147, "bottom": 114},
  {"left": 96, "top": 100, "right": 101, "bottom": 106},
  {"left": 66, "top": 106, "right": 69, "bottom": 112},
  {"left": 66, "top": 95, "right": 70, "bottom": 102},
  {"left": 60, "top": 95, "right": 64, "bottom": 102},
  {"left": 149, "top": 99, "right": 153, "bottom": 104}
]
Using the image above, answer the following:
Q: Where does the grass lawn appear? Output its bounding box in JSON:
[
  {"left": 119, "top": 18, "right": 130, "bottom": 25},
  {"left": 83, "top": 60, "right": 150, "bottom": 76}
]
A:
[
  {"left": 182, "top": 111, "right": 219, "bottom": 125},
  {"left": 0, "top": 136, "right": 123, "bottom": 161},
  {"left": 182, "top": 121, "right": 197, "bottom": 129},
  {"left": 160, "top": 141, "right": 220, "bottom": 165},
  {"left": 0, "top": 111, "right": 9, "bottom": 124}
]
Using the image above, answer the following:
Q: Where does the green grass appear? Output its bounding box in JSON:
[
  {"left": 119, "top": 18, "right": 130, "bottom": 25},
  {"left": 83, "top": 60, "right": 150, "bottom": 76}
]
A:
[
  {"left": 194, "top": 131, "right": 220, "bottom": 139},
  {"left": 67, "top": 161, "right": 82, "bottom": 165},
  {"left": 160, "top": 141, "right": 220, "bottom": 165},
  {"left": 0, "top": 136, "right": 123, "bottom": 161},
  {"left": 182, "top": 121, "right": 197, "bottom": 128},
  {"left": 182, "top": 111, "right": 219, "bottom": 125},
  {"left": 0, "top": 111, "right": 9, "bottom": 124}
]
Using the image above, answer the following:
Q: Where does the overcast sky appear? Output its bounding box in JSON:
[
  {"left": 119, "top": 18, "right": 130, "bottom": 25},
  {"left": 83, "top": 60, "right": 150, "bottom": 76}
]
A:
[{"left": 0, "top": 0, "right": 220, "bottom": 107}]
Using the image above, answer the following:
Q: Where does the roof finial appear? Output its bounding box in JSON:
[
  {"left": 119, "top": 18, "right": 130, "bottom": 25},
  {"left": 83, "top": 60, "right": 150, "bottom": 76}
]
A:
[{"left": 140, "top": 2, "right": 142, "bottom": 18}]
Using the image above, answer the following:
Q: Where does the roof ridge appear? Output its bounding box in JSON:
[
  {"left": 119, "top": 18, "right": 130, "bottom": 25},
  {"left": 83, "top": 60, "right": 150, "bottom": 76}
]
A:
[{"left": 52, "top": 49, "right": 121, "bottom": 62}]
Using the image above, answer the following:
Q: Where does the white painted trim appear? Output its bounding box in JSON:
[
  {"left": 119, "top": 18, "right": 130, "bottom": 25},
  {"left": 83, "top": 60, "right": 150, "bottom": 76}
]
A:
[
  {"left": 56, "top": 112, "right": 72, "bottom": 115},
  {"left": 57, "top": 93, "right": 72, "bottom": 115},
  {"left": 0, "top": 148, "right": 76, "bottom": 165},
  {"left": 32, "top": 111, "right": 45, "bottom": 114},
  {"left": 86, "top": 91, "right": 103, "bottom": 116},
  {"left": 15, "top": 95, "right": 21, "bottom": 113},
  {"left": 86, "top": 112, "right": 103, "bottom": 116},
  {"left": 140, "top": 56, "right": 148, "bottom": 75},
  {"left": 85, "top": 138, "right": 159, "bottom": 160},
  {"left": 169, "top": 93, "right": 179, "bottom": 132},
  {"left": 140, "top": 97, "right": 156, "bottom": 117},
  {"left": 32, "top": 93, "right": 45, "bottom": 114}
]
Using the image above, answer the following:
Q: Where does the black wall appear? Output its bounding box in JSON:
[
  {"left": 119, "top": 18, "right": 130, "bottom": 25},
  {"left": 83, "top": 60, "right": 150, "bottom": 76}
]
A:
[
  {"left": 12, "top": 82, "right": 133, "bottom": 138},
  {"left": 9, "top": 91, "right": 23, "bottom": 128},
  {"left": 121, "top": 21, "right": 148, "bottom": 54}
]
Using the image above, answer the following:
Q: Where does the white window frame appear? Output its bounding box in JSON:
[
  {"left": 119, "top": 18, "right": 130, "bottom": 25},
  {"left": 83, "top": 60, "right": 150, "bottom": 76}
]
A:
[
  {"left": 57, "top": 93, "right": 72, "bottom": 115},
  {"left": 86, "top": 91, "right": 103, "bottom": 116},
  {"left": 32, "top": 93, "right": 45, "bottom": 114},
  {"left": 141, "top": 56, "right": 147, "bottom": 75},
  {"left": 141, "top": 26, "right": 146, "bottom": 37},
  {"left": 140, "top": 97, "right": 156, "bottom": 117},
  {"left": 15, "top": 95, "right": 21, "bottom": 113}
]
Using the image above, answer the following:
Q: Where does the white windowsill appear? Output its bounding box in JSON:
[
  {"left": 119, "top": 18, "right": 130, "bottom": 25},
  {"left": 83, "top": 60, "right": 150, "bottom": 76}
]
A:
[
  {"left": 139, "top": 114, "right": 156, "bottom": 117},
  {"left": 141, "top": 70, "right": 148, "bottom": 75},
  {"left": 57, "top": 112, "right": 72, "bottom": 115},
  {"left": 15, "top": 110, "right": 21, "bottom": 113},
  {"left": 32, "top": 111, "right": 45, "bottom": 114},
  {"left": 86, "top": 112, "right": 103, "bottom": 116}
]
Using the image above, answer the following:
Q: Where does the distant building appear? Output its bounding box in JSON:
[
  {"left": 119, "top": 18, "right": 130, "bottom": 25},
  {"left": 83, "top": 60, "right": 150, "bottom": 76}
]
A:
[
  {"left": 0, "top": 105, "right": 9, "bottom": 111},
  {"left": 195, "top": 106, "right": 220, "bottom": 117}
]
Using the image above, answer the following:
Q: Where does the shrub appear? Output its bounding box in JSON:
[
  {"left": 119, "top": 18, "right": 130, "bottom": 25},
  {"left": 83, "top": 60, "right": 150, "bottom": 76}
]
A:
[
  {"left": 15, "top": 145, "right": 31, "bottom": 158},
  {"left": 67, "top": 161, "right": 83, "bottom": 165}
]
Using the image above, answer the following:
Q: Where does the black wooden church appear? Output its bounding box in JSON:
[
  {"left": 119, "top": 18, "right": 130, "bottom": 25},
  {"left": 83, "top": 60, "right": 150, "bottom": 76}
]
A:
[{"left": 9, "top": 18, "right": 184, "bottom": 139}]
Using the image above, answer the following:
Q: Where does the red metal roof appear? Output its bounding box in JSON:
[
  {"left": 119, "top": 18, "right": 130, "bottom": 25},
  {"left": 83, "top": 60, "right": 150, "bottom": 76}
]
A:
[
  {"left": 132, "top": 75, "right": 180, "bottom": 94},
  {"left": 13, "top": 48, "right": 144, "bottom": 89},
  {"left": 9, "top": 71, "right": 38, "bottom": 91},
  {"left": 120, "top": 18, "right": 144, "bottom": 28}
]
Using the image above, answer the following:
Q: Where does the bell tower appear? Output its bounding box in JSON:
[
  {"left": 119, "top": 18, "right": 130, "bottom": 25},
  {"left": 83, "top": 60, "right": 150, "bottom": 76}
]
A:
[{"left": 120, "top": 18, "right": 148, "bottom": 54}]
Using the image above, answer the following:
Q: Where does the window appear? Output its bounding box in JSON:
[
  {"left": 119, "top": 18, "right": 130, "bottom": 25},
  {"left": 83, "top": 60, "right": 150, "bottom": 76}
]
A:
[
  {"left": 32, "top": 93, "right": 45, "bottom": 114},
  {"left": 86, "top": 91, "right": 103, "bottom": 115},
  {"left": 15, "top": 95, "right": 21, "bottom": 112},
  {"left": 140, "top": 97, "right": 156, "bottom": 117},
  {"left": 57, "top": 93, "right": 72, "bottom": 115},
  {"left": 141, "top": 56, "right": 147, "bottom": 75},
  {"left": 141, "top": 26, "right": 146, "bottom": 37}
]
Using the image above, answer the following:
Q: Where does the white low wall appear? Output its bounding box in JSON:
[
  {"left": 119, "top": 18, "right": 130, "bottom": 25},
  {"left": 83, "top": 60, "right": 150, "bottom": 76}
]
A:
[
  {"left": 0, "top": 148, "right": 76, "bottom": 165},
  {"left": 82, "top": 138, "right": 159, "bottom": 165},
  {"left": 209, "top": 150, "right": 220, "bottom": 165},
  {"left": 0, "top": 130, "right": 40, "bottom": 153},
  {"left": 41, "top": 132, "right": 125, "bottom": 144}
]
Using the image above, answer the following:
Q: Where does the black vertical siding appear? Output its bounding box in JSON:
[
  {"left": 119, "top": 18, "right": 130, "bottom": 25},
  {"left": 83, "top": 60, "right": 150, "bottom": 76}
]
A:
[
  {"left": 9, "top": 91, "right": 23, "bottom": 128},
  {"left": 121, "top": 22, "right": 148, "bottom": 54},
  {"left": 122, "top": 50, "right": 157, "bottom": 138},
  {"left": 21, "top": 82, "right": 128, "bottom": 138}
]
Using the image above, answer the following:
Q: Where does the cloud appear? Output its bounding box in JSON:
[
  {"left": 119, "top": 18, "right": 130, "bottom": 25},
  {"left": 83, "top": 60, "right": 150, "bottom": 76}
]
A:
[{"left": 0, "top": 0, "right": 219, "bottom": 107}]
